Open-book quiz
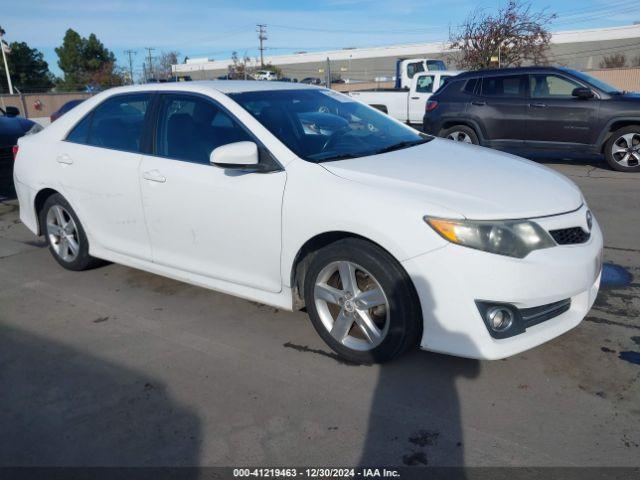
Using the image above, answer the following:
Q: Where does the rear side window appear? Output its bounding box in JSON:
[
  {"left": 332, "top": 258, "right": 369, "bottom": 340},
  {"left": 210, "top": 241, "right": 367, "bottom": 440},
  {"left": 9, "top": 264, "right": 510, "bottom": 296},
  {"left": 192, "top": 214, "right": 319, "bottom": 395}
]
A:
[
  {"left": 66, "top": 93, "right": 151, "bottom": 153},
  {"left": 481, "top": 75, "right": 526, "bottom": 97},
  {"left": 463, "top": 78, "right": 479, "bottom": 94}
]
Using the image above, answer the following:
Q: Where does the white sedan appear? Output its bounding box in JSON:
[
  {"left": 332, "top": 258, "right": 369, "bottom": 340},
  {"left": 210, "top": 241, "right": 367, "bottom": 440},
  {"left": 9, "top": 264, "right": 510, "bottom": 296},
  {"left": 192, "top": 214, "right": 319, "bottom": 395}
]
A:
[{"left": 14, "top": 81, "right": 603, "bottom": 363}]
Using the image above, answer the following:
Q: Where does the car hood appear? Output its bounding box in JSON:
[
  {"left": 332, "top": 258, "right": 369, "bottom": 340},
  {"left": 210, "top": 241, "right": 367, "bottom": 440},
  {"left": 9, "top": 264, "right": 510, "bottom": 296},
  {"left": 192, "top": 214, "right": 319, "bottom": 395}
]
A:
[{"left": 320, "top": 139, "right": 583, "bottom": 220}]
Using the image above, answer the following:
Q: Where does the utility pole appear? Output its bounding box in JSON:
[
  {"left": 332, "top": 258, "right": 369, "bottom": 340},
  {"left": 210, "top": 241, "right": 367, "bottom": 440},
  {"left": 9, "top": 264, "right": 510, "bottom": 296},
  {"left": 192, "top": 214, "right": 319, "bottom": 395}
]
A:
[
  {"left": 256, "top": 24, "right": 267, "bottom": 67},
  {"left": 144, "top": 47, "right": 155, "bottom": 81},
  {"left": 124, "top": 49, "right": 136, "bottom": 85},
  {"left": 0, "top": 26, "right": 14, "bottom": 94}
]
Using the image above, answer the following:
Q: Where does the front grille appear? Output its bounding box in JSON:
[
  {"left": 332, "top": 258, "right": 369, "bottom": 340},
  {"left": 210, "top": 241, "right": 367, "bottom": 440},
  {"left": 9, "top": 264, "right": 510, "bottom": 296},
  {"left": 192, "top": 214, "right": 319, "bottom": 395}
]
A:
[
  {"left": 521, "top": 299, "right": 571, "bottom": 329},
  {"left": 549, "top": 227, "right": 590, "bottom": 245}
]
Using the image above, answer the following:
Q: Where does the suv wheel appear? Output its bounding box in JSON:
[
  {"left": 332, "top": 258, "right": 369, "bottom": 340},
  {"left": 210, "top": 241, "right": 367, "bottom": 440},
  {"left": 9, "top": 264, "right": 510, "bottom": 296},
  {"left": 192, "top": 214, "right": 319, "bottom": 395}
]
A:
[
  {"left": 605, "top": 126, "right": 640, "bottom": 172},
  {"left": 440, "top": 125, "right": 479, "bottom": 145},
  {"left": 303, "top": 238, "right": 422, "bottom": 364},
  {"left": 40, "top": 193, "right": 103, "bottom": 271}
]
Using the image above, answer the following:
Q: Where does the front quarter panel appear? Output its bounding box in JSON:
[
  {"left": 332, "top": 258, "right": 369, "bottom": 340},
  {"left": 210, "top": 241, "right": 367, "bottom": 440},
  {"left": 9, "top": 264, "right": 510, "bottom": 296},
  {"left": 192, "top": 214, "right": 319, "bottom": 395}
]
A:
[{"left": 280, "top": 159, "right": 451, "bottom": 289}]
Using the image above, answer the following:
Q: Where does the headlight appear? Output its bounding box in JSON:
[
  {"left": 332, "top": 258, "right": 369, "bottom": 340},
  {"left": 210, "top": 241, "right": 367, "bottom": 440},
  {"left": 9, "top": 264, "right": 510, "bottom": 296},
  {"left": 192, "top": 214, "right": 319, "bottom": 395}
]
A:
[
  {"left": 425, "top": 217, "right": 555, "bottom": 258},
  {"left": 25, "top": 123, "right": 44, "bottom": 135}
]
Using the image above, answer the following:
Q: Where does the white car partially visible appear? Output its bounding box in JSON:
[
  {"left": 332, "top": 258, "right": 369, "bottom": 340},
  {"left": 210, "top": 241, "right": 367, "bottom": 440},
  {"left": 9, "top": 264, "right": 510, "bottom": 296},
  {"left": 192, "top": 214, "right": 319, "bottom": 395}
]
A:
[{"left": 14, "top": 81, "right": 603, "bottom": 363}]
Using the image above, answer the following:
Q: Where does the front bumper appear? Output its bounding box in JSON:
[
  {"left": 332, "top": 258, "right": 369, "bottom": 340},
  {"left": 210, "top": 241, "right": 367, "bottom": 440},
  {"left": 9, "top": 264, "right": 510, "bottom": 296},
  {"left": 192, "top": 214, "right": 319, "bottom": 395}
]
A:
[{"left": 402, "top": 207, "right": 603, "bottom": 360}]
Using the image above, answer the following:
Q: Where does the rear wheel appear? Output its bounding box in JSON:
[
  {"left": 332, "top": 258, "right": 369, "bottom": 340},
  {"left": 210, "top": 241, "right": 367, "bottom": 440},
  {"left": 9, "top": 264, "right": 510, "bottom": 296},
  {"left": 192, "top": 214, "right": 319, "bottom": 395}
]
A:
[
  {"left": 303, "top": 238, "right": 422, "bottom": 364},
  {"left": 40, "top": 193, "right": 103, "bottom": 271},
  {"left": 604, "top": 126, "right": 640, "bottom": 172},
  {"left": 440, "top": 125, "right": 479, "bottom": 145}
]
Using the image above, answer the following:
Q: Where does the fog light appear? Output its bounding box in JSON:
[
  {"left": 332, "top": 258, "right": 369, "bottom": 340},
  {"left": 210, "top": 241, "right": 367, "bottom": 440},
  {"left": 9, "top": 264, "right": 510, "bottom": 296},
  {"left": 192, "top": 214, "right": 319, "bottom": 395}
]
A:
[{"left": 486, "top": 306, "right": 514, "bottom": 332}]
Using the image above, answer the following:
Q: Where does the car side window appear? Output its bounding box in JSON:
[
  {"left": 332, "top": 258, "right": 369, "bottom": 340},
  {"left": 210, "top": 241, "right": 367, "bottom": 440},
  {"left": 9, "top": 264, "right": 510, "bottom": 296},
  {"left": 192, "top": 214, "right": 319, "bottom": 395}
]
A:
[
  {"left": 407, "top": 62, "right": 425, "bottom": 79},
  {"left": 530, "top": 74, "right": 582, "bottom": 98},
  {"left": 463, "top": 78, "right": 479, "bottom": 94},
  {"left": 156, "top": 94, "right": 253, "bottom": 164},
  {"left": 66, "top": 114, "right": 92, "bottom": 144},
  {"left": 416, "top": 75, "right": 436, "bottom": 93},
  {"left": 75, "top": 94, "right": 150, "bottom": 152},
  {"left": 481, "top": 75, "right": 526, "bottom": 97}
]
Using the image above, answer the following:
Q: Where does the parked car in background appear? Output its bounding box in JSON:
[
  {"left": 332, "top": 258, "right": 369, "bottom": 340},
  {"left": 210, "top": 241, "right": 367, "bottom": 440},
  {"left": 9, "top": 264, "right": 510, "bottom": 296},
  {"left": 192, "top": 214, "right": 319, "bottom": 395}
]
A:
[
  {"left": 394, "top": 58, "right": 447, "bottom": 89},
  {"left": 349, "top": 70, "right": 461, "bottom": 126},
  {"left": 254, "top": 70, "right": 278, "bottom": 81},
  {"left": 15, "top": 81, "right": 602, "bottom": 363},
  {"left": 300, "top": 77, "right": 322, "bottom": 85},
  {"left": 0, "top": 106, "right": 39, "bottom": 196},
  {"left": 50, "top": 99, "right": 85, "bottom": 122},
  {"left": 423, "top": 66, "right": 640, "bottom": 172}
]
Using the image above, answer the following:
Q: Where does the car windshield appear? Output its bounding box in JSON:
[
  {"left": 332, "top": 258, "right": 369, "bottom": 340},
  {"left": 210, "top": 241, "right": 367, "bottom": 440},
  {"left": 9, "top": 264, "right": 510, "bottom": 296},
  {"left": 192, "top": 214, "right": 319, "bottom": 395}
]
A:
[
  {"left": 565, "top": 69, "right": 621, "bottom": 94},
  {"left": 228, "top": 89, "right": 430, "bottom": 162}
]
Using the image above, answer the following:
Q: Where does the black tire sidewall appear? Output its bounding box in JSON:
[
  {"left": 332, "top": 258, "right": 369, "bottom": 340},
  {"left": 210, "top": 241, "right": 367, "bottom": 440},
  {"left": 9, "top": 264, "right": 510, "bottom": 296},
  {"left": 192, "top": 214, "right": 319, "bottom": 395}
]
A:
[
  {"left": 303, "top": 239, "right": 421, "bottom": 364},
  {"left": 604, "top": 126, "right": 640, "bottom": 172},
  {"left": 441, "top": 125, "right": 479, "bottom": 145},
  {"left": 40, "top": 194, "right": 95, "bottom": 271}
]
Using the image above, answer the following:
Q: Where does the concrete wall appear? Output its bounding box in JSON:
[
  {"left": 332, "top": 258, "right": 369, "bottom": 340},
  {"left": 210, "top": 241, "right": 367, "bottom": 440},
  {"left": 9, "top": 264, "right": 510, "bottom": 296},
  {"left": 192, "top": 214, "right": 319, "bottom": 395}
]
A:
[{"left": 0, "top": 92, "right": 92, "bottom": 119}]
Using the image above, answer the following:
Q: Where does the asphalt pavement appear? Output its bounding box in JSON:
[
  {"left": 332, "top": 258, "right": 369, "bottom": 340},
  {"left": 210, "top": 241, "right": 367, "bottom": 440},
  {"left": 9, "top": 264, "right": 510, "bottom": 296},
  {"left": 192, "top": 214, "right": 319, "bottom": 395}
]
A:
[{"left": 0, "top": 157, "right": 638, "bottom": 467}]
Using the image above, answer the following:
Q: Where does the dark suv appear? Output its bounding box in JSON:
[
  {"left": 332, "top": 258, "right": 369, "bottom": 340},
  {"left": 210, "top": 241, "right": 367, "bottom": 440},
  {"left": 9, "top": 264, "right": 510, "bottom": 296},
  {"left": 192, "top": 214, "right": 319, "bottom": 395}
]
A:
[{"left": 423, "top": 66, "right": 640, "bottom": 171}]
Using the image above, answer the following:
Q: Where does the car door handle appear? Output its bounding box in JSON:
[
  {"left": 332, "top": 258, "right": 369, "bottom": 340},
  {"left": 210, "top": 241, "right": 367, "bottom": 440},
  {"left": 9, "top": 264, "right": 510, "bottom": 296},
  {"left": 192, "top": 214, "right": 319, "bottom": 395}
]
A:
[
  {"left": 471, "top": 101, "right": 486, "bottom": 106},
  {"left": 142, "top": 170, "right": 166, "bottom": 183},
  {"left": 529, "top": 103, "right": 547, "bottom": 108},
  {"left": 410, "top": 96, "right": 421, "bottom": 100},
  {"left": 56, "top": 154, "right": 73, "bottom": 165}
]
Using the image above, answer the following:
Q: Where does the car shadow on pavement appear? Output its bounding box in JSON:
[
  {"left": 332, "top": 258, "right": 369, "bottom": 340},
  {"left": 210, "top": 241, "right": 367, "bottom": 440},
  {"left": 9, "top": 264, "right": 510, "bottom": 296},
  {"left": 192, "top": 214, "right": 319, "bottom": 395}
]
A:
[
  {"left": 0, "top": 324, "right": 202, "bottom": 468},
  {"left": 359, "top": 276, "right": 481, "bottom": 469}
]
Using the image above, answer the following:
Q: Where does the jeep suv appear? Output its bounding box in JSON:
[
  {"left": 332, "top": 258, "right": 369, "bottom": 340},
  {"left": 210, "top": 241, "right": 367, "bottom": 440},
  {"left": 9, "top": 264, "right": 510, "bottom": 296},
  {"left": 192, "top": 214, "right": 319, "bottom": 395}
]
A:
[{"left": 422, "top": 66, "right": 640, "bottom": 172}]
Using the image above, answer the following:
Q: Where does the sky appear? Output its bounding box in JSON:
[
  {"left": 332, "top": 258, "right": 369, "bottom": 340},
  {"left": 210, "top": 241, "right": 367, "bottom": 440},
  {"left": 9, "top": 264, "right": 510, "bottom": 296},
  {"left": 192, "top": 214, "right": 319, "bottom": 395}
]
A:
[{"left": 4, "top": 0, "right": 640, "bottom": 78}]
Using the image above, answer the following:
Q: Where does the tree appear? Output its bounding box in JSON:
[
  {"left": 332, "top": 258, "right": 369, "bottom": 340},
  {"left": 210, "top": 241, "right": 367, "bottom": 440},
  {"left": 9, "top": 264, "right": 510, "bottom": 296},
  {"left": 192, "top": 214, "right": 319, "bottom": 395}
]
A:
[
  {"left": 154, "top": 51, "right": 180, "bottom": 80},
  {"left": 450, "top": 1, "right": 556, "bottom": 70},
  {"left": 599, "top": 53, "right": 627, "bottom": 69},
  {"left": 227, "top": 51, "right": 256, "bottom": 79},
  {"left": 0, "top": 41, "right": 54, "bottom": 93},
  {"left": 55, "top": 29, "right": 124, "bottom": 91}
]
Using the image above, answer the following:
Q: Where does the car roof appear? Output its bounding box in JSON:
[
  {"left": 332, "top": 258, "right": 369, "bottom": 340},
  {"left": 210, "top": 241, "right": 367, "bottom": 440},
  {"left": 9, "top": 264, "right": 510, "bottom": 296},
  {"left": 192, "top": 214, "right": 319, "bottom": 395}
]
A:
[
  {"left": 455, "top": 66, "right": 572, "bottom": 79},
  {"left": 98, "top": 80, "right": 322, "bottom": 96}
]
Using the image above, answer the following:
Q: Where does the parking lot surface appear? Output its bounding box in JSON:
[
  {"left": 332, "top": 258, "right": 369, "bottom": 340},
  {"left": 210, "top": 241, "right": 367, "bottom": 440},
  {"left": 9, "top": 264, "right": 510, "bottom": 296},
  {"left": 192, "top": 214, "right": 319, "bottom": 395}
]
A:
[{"left": 0, "top": 158, "right": 639, "bottom": 467}]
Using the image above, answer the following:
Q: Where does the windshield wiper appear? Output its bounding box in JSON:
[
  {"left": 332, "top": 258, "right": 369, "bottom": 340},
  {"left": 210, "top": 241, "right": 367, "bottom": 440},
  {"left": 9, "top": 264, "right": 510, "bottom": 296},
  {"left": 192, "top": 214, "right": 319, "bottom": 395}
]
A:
[
  {"left": 374, "top": 139, "right": 428, "bottom": 155},
  {"left": 311, "top": 153, "right": 361, "bottom": 162}
]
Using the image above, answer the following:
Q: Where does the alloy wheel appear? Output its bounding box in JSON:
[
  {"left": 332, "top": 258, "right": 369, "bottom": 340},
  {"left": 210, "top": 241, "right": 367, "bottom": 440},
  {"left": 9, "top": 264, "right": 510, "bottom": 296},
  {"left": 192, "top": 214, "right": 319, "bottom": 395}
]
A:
[
  {"left": 446, "top": 131, "right": 473, "bottom": 143},
  {"left": 314, "top": 261, "right": 390, "bottom": 351},
  {"left": 46, "top": 205, "right": 80, "bottom": 262},
  {"left": 611, "top": 132, "right": 640, "bottom": 167}
]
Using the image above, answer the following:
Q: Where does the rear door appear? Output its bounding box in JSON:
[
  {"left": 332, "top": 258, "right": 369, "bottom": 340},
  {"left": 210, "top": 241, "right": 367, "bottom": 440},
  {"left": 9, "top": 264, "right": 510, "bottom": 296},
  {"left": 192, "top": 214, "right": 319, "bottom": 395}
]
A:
[
  {"left": 57, "top": 93, "right": 153, "bottom": 260},
  {"left": 525, "top": 73, "right": 599, "bottom": 146},
  {"left": 466, "top": 74, "right": 528, "bottom": 147}
]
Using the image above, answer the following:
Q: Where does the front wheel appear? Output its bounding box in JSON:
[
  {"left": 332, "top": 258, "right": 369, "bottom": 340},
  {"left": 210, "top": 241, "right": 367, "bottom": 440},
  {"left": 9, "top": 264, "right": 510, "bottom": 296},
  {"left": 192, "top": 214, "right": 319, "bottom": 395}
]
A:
[
  {"left": 40, "top": 193, "right": 103, "bottom": 271},
  {"left": 440, "top": 125, "right": 479, "bottom": 145},
  {"left": 303, "top": 238, "right": 422, "bottom": 364},
  {"left": 604, "top": 126, "right": 640, "bottom": 172}
]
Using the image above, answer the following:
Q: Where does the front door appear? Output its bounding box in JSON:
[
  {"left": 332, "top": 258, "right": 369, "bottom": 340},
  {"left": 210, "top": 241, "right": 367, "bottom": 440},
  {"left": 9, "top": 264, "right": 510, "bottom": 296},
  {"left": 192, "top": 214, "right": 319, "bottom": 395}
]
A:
[
  {"left": 525, "top": 73, "right": 599, "bottom": 146},
  {"left": 139, "top": 93, "right": 286, "bottom": 293},
  {"left": 408, "top": 74, "right": 437, "bottom": 124}
]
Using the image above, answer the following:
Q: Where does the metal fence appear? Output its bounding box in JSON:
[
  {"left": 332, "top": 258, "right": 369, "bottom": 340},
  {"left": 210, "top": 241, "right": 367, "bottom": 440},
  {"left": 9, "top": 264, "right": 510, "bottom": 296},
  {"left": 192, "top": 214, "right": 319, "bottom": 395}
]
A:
[{"left": 584, "top": 67, "right": 640, "bottom": 92}]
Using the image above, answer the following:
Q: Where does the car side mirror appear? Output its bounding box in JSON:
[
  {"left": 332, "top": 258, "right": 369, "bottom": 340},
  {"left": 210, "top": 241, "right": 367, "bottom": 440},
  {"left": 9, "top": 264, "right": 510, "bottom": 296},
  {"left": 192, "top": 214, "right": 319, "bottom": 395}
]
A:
[
  {"left": 210, "top": 141, "right": 260, "bottom": 169},
  {"left": 4, "top": 106, "right": 20, "bottom": 117},
  {"left": 572, "top": 87, "right": 594, "bottom": 99}
]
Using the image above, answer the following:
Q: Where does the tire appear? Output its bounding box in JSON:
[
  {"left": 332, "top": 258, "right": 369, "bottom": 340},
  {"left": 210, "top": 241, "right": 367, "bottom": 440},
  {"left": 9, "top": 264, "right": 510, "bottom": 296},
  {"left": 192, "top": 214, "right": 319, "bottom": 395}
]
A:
[
  {"left": 440, "top": 125, "right": 479, "bottom": 145},
  {"left": 604, "top": 125, "right": 640, "bottom": 172},
  {"left": 303, "top": 238, "right": 422, "bottom": 364},
  {"left": 40, "top": 193, "right": 103, "bottom": 271}
]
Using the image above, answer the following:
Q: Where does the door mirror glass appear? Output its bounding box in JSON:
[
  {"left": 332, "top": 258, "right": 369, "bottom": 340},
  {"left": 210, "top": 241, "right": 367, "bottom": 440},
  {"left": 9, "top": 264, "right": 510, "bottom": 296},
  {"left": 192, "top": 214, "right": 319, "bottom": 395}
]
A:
[
  {"left": 572, "top": 87, "right": 595, "bottom": 99},
  {"left": 210, "top": 141, "right": 259, "bottom": 168},
  {"left": 4, "top": 106, "right": 20, "bottom": 117}
]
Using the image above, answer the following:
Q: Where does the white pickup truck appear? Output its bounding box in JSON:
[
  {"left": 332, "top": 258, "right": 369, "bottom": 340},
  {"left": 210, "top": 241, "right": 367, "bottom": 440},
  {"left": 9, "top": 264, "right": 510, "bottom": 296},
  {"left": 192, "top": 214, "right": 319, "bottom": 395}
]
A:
[{"left": 348, "top": 70, "right": 462, "bottom": 125}]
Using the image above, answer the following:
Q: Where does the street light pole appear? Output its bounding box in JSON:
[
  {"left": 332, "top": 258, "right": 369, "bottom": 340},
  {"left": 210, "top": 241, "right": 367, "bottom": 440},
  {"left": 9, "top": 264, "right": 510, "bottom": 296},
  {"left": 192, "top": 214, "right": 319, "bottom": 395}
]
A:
[{"left": 0, "top": 26, "right": 14, "bottom": 94}]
